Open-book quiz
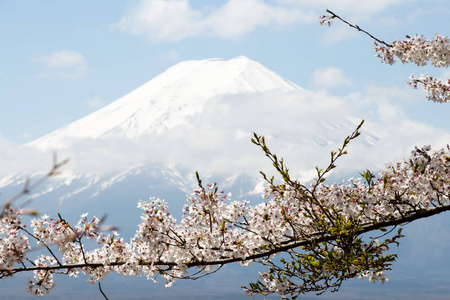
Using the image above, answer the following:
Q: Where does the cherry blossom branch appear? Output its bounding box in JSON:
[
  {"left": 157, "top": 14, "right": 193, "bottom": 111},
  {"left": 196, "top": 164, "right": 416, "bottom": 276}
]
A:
[
  {"left": 0, "top": 153, "right": 69, "bottom": 217},
  {"left": 4, "top": 202, "right": 449, "bottom": 276},
  {"left": 407, "top": 74, "right": 450, "bottom": 103},
  {"left": 320, "top": 10, "right": 450, "bottom": 103},
  {"left": 17, "top": 225, "right": 63, "bottom": 267},
  {"left": 2, "top": 120, "right": 450, "bottom": 298},
  {"left": 320, "top": 10, "right": 391, "bottom": 47},
  {"left": 4, "top": 138, "right": 450, "bottom": 298}
]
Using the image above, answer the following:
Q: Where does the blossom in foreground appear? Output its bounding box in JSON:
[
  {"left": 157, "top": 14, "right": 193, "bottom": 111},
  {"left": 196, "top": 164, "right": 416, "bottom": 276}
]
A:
[{"left": 1, "top": 126, "right": 450, "bottom": 298}]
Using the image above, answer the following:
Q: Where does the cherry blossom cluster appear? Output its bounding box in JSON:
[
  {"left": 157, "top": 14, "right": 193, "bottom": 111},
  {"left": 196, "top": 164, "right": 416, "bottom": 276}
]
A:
[
  {"left": 1, "top": 142, "right": 449, "bottom": 297},
  {"left": 318, "top": 15, "right": 332, "bottom": 27},
  {"left": 374, "top": 34, "right": 450, "bottom": 68},
  {"left": 26, "top": 256, "right": 57, "bottom": 297},
  {"left": 407, "top": 73, "right": 450, "bottom": 103},
  {"left": 320, "top": 10, "right": 450, "bottom": 103},
  {"left": 374, "top": 34, "right": 450, "bottom": 103},
  {"left": 0, "top": 209, "right": 29, "bottom": 269},
  {"left": 243, "top": 144, "right": 450, "bottom": 296},
  {"left": 325, "top": 144, "right": 450, "bottom": 223}
]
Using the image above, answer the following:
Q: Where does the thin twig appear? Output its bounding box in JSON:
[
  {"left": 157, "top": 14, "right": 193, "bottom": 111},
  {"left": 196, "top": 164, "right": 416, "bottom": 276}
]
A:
[
  {"left": 98, "top": 282, "right": 109, "bottom": 300},
  {"left": 17, "top": 226, "right": 63, "bottom": 266},
  {"left": 0, "top": 156, "right": 69, "bottom": 216},
  {"left": 326, "top": 9, "right": 392, "bottom": 47}
]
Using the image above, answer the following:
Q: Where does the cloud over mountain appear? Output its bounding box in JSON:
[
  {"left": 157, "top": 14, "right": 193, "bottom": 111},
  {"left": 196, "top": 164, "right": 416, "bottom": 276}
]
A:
[
  {"left": 117, "top": 0, "right": 409, "bottom": 42},
  {"left": 33, "top": 50, "right": 88, "bottom": 80},
  {"left": 2, "top": 56, "right": 448, "bottom": 206}
]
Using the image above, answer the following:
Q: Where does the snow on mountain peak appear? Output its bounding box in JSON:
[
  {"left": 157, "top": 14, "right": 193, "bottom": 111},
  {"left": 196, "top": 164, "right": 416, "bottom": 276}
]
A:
[{"left": 27, "top": 56, "right": 301, "bottom": 151}]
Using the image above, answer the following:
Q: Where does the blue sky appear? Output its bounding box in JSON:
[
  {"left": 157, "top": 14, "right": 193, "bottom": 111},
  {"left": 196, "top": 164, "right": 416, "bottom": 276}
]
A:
[
  {"left": 1, "top": 0, "right": 449, "bottom": 144},
  {"left": 1, "top": 0, "right": 450, "bottom": 299},
  {"left": 2, "top": 0, "right": 450, "bottom": 181}
]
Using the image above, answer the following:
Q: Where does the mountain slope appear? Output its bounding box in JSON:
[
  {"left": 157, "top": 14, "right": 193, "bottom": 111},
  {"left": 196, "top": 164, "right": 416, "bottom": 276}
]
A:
[
  {"left": 28, "top": 56, "right": 301, "bottom": 150},
  {"left": 4, "top": 56, "right": 405, "bottom": 212}
]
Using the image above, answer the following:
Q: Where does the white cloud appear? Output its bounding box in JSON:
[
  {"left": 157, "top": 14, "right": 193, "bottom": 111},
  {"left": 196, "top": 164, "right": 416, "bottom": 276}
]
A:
[
  {"left": 27, "top": 85, "right": 450, "bottom": 187},
  {"left": 203, "top": 0, "right": 311, "bottom": 39},
  {"left": 87, "top": 96, "right": 105, "bottom": 108},
  {"left": 160, "top": 49, "right": 182, "bottom": 62},
  {"left": 117, "top": 0, "right": 313, "bottom": 41},
  {"left": 0, "top": 138, "right": 50, "bottom": 179},
  {"left": 34, "top": 50, "right": 85, "bottom": 68},
  {"left": 311, "top": 66, "right": 353, "bottom": 89},
  {"left": 19, "top": 132, "right": 31, "bottom": 140},
  {"left": 117, "top": 0, "right": 202, "bottom": 41},
  {"left": 33, "top": 50, "right": 88, "bottom": 80},
  {"left": 117, "top": 0, "right": 411, "bottom": 42}
]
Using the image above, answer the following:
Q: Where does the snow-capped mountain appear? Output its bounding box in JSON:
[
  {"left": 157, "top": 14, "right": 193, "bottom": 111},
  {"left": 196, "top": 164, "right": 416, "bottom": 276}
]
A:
[
  {"left": 0, "top": 56, "right": 311, "bottom": 226},
  {"left": 2, "top": 56, "right": 401, "bottom": 231},
  {"left": 28, "top": 56, "right": 300, "bottom": 151}
]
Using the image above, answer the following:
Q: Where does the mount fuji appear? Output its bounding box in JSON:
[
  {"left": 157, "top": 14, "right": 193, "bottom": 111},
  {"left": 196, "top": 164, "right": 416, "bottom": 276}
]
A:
[
  {"left": 28, "top": 56, "right": 300, "bottom": 150},
  {"left": 4, "top": 56, "right": 448, "bottom": 300},
  {"left": 1, "top": 56, "right": 384, "bottom": 233}
]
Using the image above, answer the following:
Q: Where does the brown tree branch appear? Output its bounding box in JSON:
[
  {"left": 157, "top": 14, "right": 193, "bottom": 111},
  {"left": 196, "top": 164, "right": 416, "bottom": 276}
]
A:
[
  {"left": 6, "top": 202, "right": 450, "bottom": 275},
  {"left": 326, "top": 9, "right": 392, "bottom": 47}
]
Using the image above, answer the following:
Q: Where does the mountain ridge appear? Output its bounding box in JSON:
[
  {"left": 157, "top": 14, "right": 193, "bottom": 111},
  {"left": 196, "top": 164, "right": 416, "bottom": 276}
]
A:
[
  {"left": 2, "top": 55, "right": 392, "bottom": 211},
  {"left": 27, "top": 56, "right": 301, "bottom": 151}
]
